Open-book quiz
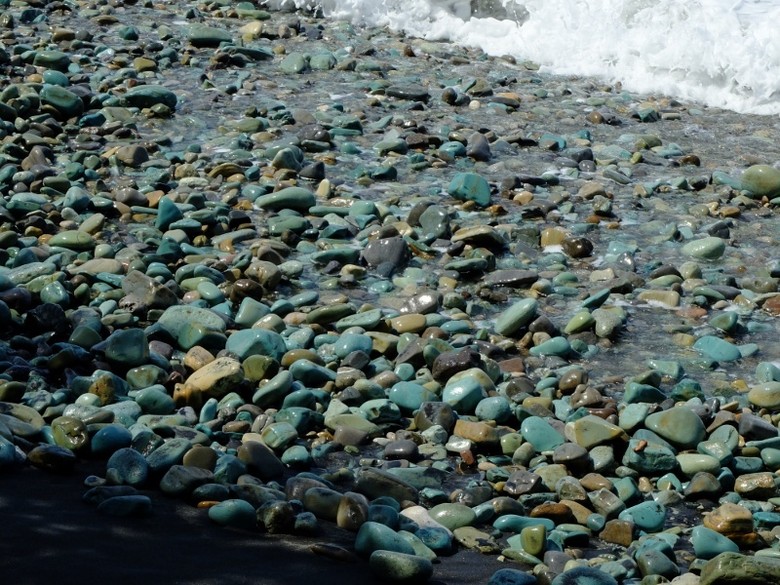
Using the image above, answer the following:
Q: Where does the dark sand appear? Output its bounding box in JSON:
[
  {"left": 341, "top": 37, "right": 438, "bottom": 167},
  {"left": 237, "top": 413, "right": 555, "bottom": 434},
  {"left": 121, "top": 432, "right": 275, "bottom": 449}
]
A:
[{"left": 1, "top": 462, "right": 503, "bottom": 584}]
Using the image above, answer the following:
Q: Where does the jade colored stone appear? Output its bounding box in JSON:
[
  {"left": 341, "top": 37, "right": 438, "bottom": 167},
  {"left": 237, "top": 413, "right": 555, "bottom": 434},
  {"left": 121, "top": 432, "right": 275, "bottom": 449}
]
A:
[
  {"left": 494, "top": 298, "right": 538, "bottom": 337},
  {"left": 520, "top": 416, "right": 565, "bottom": 452},
  {"left": 429, "top": 503, "right": 476, "bottom": 531},
  {"left": 682, "top": 237, "right": 726, "bottom": 260},
  {"left": 442, "top": 367, "right": 494, "bottom": 414},
  {"left": 369, "top": 550, "right": 433, "bottom": 583},
  {"left": 255, "top": 187, "right": 316, "bottom": 212},
  {"left": 448, "top": 172, "right": 491, "bottom": 207},
  {"left": 48, "top": 230, "right": 95, "bottom": 250},
  {"left": 355, "top": 521, "right": 415, "bottom": 557},
  {"left": 645, "top": 406, "right": 706, "bottom": 449},
  {"left": 208, "top": 499, "right": 257, "bottom": 530},
  {"left": 619, "top": 501, "right": 666, "bottom": 533},
  {"left": 693, "top": 335, "right": 741, "bottom": 362},
  {"left": 691, "top": 525, "right": 740, "bottom": 560},
  {"left": 123, "top": 85, "right": 178, "bottom": 109},
  {"left": 225, "top": 328, "right": 286, "bottom": 361},
  {"left": 741, "top": 164, "right": 780, "bottom": 197},
  {"left": 529, "top": 336, "right": 571, "bottom": 357}
]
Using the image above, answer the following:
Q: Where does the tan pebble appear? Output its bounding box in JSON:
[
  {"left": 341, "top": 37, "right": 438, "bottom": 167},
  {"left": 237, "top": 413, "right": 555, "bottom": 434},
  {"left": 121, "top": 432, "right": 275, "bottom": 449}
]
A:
[
  {"left": 184, "top": 346, "right": 216, "bottom": 371},
  {"left": 388, "top": 313, "right": 426, "bottom": 334}
]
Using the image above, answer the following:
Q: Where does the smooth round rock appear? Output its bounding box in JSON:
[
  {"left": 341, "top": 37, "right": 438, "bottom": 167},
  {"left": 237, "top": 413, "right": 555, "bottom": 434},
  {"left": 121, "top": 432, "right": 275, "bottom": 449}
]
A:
[
  {"left": 97, "top": 495, "right": 152, "bottom": 517},
  {"left": 682, "top": 237, "right": 726, "bottom": 260},
  {"left": 107, "top": 447, "right": 150, "bottom": 486},
  {"left": 691, "top": 525, "right": 740, "bottom": 560},
  {"left": 741, "top": 164, "right": 780, "bottom": 197},
  {"left": 208, "top": 499, "right": 257, "bottom": 530},
  {"left": 645, "top": 406, "right": 706, "bottom": 449},
  {"left": 369, "top": 550, "right": 433, "bottom": 583},
  {"left": 355, "top": 521, "right": 416, "bottom": 557},
  {"left": 488, "top": 568, "right": 538, "bottom": 585}
]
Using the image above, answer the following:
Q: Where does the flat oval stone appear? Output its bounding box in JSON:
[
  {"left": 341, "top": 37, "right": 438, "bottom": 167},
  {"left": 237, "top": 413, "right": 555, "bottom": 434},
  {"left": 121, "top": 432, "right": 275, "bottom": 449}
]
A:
[
  {"left": 159, "top": 464, "right": 213, "bottom": 497},
  {"left": 208, "top": 499, "right": 257, "bottom": 530},
  {"left": 122, "top": 85, "right": 178, "bottom": 109},
  {"left": 27, "top": 444, "right": 77, "bottom": 473},
  {"left": 48, "top": 230, "right": 95, "bottom": 250},
  {"left": 693, "top": 335, "right": 742, "bottom": 362},
  {"left": 442, "top": 367, "right": 494, "bottom": 414},
  {"left": 97, "top": 494, "right": 152, "bottom": 517},
  {"left": 488, "top": 568, "right": 538, "bottom": 585},
  {"left": 369, "top": 550, "right": 433, "bottom": 583},
  {"left": 645, "top": 406, "right": 706, "bottom": 449},
  {"left": 495, "top": 298, "right": 538, "bottom": 337},
  {"left": 682, "top": 237, "right": 726, "bottom": 260},
  {"left": 107, "top": 447, "right": 150, "bottom": 486},
  {"left": 355, "top": 521, "right": 415, "bottom": 557},
  {"left": 428, "top": 503, "right": 476, "bottom": 531},
  {"left": 748, "top": 382, "right": 780, "bottom": 410},
  {"left": 255, "top": 187, "right": 315, "bottom": 212},
  {"left": 741, "top": 164, "right": 780, "bottom": 197}
]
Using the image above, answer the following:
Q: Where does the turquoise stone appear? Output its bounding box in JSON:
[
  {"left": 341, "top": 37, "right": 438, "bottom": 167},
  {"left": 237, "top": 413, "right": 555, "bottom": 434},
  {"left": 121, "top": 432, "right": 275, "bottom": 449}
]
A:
[
  {"left": 289, "top": 359, "right": 337, "bottom": 386},
  {"left": 91, "top": 424, "right": 132, "bottom": 456},
  {"left": 355, "top": 521, "right": 416, "bottom": 557},
  {"left": 145, "top": 437, "right": 191, "bottom": 475},
  {"left": 493, "top": 515, "right": 555, "bottom": 533},
  {"left": 208, "top": 499, "right": 257, "bottom": 530},
  {"left": 693, "top": 335, "right": 741, "bottom": 362},
  {"left": 369, "top": 550, "right": 433, "bottom": 583},
  {"left": 97, "top": 495, "right": 152, "bottom": 517},
  {"left": 155, "top": 196, "right": 184, "bottom": 231},
  {"left": 133, "top": 386, "right": 175, "bottom": 414},
  {"left": 47, "top": 230, "right": 94, "bottom": 250},
  {"left": 106, "top": 447, "right": 149, "bottom": 486},
  {"left": 691, "top": 525, "right": 740, "bottom": 559},
  {"left": 260, "top": 422, "right": 298, "bottom": 450},
  {"left": 529, "top": 336, "right": 571, "bottom": 357},
  {"left": 494, "top": 298, "right": 538, "bottom": 337},
  {"left": 225, "top": 328, "right": 286, "bottom": 361},
  {"left": 442, "top": 367, "right": 493, "bottom": 414},
  {"left": 104, "top": 328, "right": 149, "bottom": 367},
  {"left": 488, "top": 568, "right": 538, "bottom": 585},
  {"left": 122, "top": 85, "right": 178, "bottom": 109},
  {"left": 618, "top": 501, "right": 666, "bottom": 532},
  {"left": 475, "top": 396, "right": 512, "bottom": 423},
  {"left": 520, "top": 416, "right": 565, "bottom": 452},
  {"left": 645, "top": 406, "right": 706, "bottom": 449},
  {"left": 387, "top": 381, "right": 438, "bottom": 413},
  {"left": 255, "top": 187, "right": 315, "bottom": 212},
  {"left": 447, "top": 172, "right": 491, "bottom": 207},
  {"left": 622, "top": 439, "right": 678, "bottom": 474},
  {"left": 428, "top": 503, "right": 476, "bottom": 531},
  {"left": 39, "top": 84, "right": 84, "bottom": 119}
]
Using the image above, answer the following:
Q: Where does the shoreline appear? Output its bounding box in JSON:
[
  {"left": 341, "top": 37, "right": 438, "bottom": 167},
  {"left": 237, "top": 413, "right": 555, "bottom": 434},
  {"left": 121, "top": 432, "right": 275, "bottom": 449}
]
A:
[{"left": 3, "top": 2, "right": 780, "bottom": 585}]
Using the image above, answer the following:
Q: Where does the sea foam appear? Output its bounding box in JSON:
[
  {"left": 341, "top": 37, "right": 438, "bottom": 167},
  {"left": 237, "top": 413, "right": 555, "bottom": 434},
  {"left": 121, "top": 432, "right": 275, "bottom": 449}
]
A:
[{"left": 262, "top": 0, "right": 780, "bottom": 116}]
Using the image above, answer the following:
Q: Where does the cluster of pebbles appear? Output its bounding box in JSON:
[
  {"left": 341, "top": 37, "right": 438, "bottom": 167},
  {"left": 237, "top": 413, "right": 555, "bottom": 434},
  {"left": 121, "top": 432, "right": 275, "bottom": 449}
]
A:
[{"left": 4, "top": 1, "right": 780, "bottom": 583}]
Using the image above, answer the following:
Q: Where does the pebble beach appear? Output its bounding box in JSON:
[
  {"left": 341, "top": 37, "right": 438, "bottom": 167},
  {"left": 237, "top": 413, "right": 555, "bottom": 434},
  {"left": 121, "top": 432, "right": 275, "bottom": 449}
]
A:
[{"left": 3, "top": 2, "right": 780, "bottom": 584}]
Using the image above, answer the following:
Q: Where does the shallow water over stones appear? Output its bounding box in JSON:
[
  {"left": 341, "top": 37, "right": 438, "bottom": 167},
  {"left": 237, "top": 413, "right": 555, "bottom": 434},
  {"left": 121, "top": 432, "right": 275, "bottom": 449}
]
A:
[{"left": 4, "top": 1, "right": 780, "bottom": 585}]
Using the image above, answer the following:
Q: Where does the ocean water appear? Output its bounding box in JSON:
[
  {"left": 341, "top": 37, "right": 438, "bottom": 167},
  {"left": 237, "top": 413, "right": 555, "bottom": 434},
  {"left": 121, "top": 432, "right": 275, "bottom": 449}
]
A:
[{"left": 264, "top": 0, "right": 780, "bottom": 116}]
